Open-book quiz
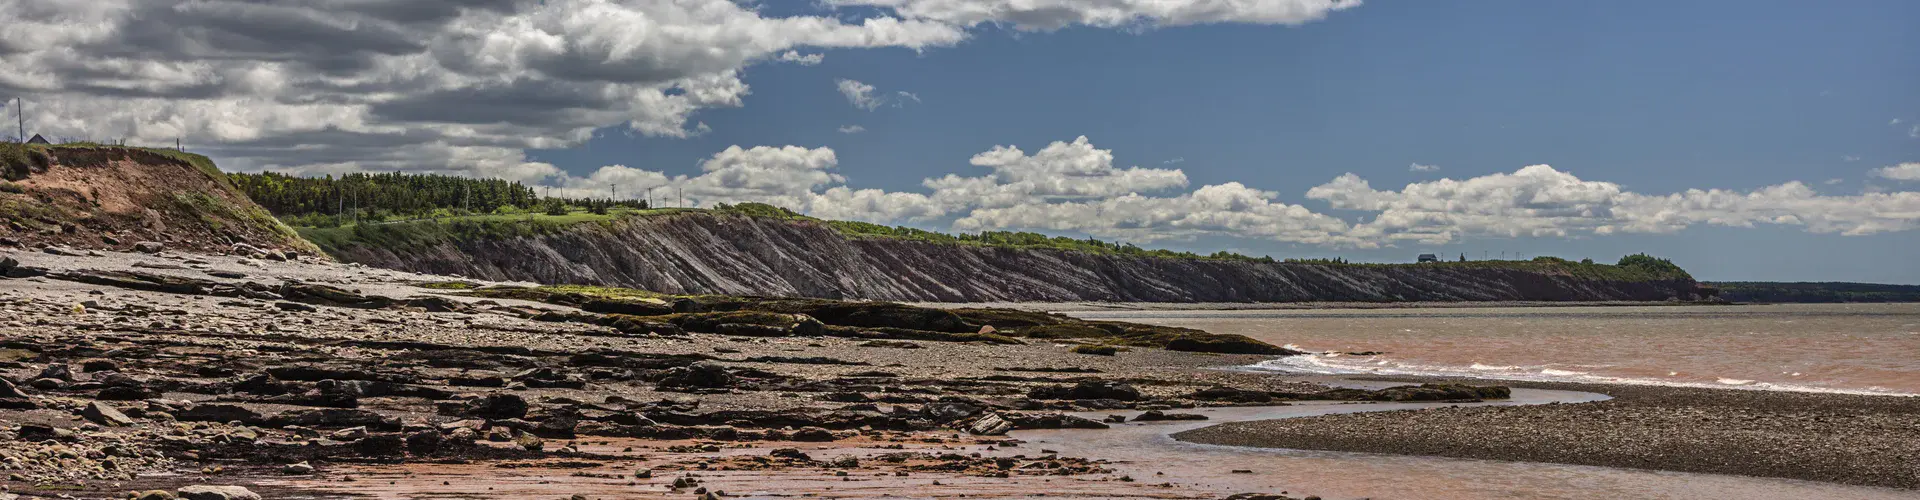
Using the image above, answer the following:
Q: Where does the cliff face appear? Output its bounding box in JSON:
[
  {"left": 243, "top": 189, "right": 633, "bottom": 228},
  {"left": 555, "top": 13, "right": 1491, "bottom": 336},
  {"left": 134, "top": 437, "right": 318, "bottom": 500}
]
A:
[
  {"left": 0, "top": 146, "right": 317, "bottom": 255},
  {"left": 329, "top": 213, "right": 1710, "bottom": 303}
]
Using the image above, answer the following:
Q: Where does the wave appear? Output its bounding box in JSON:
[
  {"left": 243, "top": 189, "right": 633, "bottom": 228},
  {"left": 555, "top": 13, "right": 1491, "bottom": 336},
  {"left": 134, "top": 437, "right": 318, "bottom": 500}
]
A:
[{"left": 1246, "top": 353, "right": 1918, "bottom": 397}]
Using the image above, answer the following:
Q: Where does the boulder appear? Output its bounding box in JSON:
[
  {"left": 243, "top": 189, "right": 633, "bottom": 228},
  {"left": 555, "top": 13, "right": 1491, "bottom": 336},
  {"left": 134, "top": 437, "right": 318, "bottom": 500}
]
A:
[
  {"left": 329, "top": 426, "right": 369, "bottom": 441},
  {"left": 37, "top": 363, "right": 75, "bottom": 381},
  {"left": 177, "top": 485, "right": 261, "bottom": 500},
  {"left": 17, "top": 423, "right": 73, "bottom": 441},
  {"left": 0, "top": 377, "right": 28, "bottom": 398},
  {"left": 230, "top": 243, "right": 265, "bottom": 257},
  {"left": 966, "top": 413, "right": 1014, "bottom": 436},
  {"left": 133, "top": 241, "right": 165, "bottom": 254},
  {"left": 460, "top": 393, "right": 529, "bottom": 420},
  {"left": 790, "top": 426, "right": 835, "bottom": 442},
  {"left": 353, "top": 434, "right": 407, "bottom": 456},
  {"left": 83, "top": 401, "right": 137, "bottom": 427}
]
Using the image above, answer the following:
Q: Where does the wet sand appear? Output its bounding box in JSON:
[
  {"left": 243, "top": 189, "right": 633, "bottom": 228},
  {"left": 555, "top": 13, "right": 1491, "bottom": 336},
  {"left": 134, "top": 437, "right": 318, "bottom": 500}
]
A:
[{"left": 1175, "top": 380, "right": 1920, "bottom": 490}]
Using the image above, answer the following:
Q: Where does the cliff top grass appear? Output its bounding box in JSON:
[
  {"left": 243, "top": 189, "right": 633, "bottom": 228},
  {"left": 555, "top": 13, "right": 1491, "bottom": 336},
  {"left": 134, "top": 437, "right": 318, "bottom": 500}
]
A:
[{"left": 295, "top": 207, "right": 700, "bottom": 253}]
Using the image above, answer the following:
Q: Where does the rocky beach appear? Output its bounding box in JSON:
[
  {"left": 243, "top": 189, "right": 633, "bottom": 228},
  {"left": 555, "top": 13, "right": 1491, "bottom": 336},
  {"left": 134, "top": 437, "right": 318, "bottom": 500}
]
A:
[
  {"left": 1175, "top": 380, "right": 1920, "bottom": 490},
  {"left": 0, "top": 246, "right": 1513, "bottom": 499}
]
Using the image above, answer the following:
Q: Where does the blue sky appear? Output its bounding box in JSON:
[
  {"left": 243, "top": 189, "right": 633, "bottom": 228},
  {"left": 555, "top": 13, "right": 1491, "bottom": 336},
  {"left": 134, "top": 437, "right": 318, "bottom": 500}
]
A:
[
  {"left": 527, "top": 1, "right": 1920, "bottom": 282},
  {"left": 8, "top": 0, "right": 1919, "bottom": 282}
]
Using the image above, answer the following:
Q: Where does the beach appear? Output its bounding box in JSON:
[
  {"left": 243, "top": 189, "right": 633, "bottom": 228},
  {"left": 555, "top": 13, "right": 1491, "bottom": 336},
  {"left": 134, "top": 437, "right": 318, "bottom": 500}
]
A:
[
  {"left": 2, "top": 249, "right": 1917, "bottom": 499},
  {"left": 1175, "top": 380, "right": 1920, "bottom": 490}
]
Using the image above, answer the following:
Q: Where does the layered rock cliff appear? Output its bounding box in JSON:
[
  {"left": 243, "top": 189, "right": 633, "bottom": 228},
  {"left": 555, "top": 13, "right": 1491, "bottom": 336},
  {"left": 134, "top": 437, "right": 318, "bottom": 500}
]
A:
[{"left": 325, "top": 213, "right": 1712, "bottom": 303}]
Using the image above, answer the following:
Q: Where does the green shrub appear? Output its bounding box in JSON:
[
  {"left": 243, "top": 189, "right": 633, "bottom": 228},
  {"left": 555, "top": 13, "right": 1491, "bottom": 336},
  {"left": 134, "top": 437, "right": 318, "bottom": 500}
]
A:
[{"left": 0, "top": 181, "right": 22, "bottom": 194}]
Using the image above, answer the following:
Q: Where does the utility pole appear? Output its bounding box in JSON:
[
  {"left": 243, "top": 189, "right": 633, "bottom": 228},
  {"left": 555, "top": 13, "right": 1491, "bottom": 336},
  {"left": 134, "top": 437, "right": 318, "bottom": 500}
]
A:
[
  {"left": 679, "top": 189, "right": 684, "bottom": 208},
  {"left": 646, "top": 187, "right": 652, "bottom": 209},
  {"left": 15, "top": 97, "right": 23, "bottom": 143}
]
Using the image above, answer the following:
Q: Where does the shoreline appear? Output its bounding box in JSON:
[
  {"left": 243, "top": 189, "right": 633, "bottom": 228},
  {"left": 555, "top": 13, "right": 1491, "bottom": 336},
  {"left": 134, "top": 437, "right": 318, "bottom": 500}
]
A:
[{"left": 1173, "top": 377, "right": 1920, "bottom": 490}]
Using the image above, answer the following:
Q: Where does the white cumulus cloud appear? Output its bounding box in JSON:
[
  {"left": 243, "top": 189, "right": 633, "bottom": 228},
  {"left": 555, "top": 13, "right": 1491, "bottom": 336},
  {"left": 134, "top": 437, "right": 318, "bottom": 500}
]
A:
[
  {"left": 1409, "top": 163, "right": 1440, "bottom": 172},
  {"left": 838, "top": 125, "right": 867, "bottom": 134},
  {"left": 777, "top": 50, "right": 825, "bottom": 65},
  {"left": 537, "top": 137, "right": 1920, "bottom": 247},
  {"left": 1872, "top": 162, "right": 1920, "bottom": 181}
]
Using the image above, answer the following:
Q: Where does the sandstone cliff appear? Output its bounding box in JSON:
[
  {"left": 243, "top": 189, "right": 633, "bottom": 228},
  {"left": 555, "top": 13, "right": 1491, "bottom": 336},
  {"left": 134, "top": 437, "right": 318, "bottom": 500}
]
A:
[
  {"left": 0, "top": 144, "right": 316, "bottom": 256},
  {"left": 326, "top": 213, "right": 1711, "bottom": 303}
]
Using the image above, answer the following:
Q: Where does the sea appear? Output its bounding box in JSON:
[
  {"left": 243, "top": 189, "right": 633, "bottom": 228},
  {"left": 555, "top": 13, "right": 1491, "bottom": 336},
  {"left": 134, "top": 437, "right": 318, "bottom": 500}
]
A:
[
  {"left": 1073, "top": 303, "right": 1920, "bottom": 396},
  {"left": 1022, "top": 302, "right": 1920, "bottom": 499}
]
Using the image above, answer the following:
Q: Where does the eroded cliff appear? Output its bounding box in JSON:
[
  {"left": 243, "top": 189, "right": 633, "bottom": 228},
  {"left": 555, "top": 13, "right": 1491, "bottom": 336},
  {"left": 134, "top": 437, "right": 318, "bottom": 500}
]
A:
[{"left": 324, "top": 213, "right": 1711, "bottom": 303}]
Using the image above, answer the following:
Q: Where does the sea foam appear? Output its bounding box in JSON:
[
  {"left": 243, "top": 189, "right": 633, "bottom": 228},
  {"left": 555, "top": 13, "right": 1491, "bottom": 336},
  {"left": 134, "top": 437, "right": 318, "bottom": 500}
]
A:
[{"left": 1244, "top": 352, "right": 1917, "bottom": 397}]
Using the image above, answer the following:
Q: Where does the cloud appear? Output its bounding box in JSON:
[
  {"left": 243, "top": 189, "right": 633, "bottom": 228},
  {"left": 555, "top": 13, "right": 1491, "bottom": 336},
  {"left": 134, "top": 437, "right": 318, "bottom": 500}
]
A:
[
  {"left": 1825, "top": 178, "right": 1844, "bottom": 185},
  {"left": 1306, "top": 164, "right": 1920, "bottom": 244},
  {"left": 837, "top": 125, "right": 866, "bottom": 134},
  {"left": 953, "top": 182, "right": 1356, "bottom": 245},
  {"left": 836, "top": 79, "right": 918, "bottom": 110},
  {"left": 1893, "top": 118, "right": 1905, "bottom": 126},
  {"left": 828, "top": 0, "right": 1363, "bottom": 31},
  {"left": 1163, "top": 157, "right": 1185, "bottom": 165},
  {"left": 1911, "top": 125, "right": 1919, "bottom": 138},
  {"left": 1872, "top": 162, "right": 1920, "bottom": 181},
  {"left": 1408, "top": 163, "right": 1440, "bottom": 172},
  {"left": 921, "top": 135, "right": 1188, "bottom": 210},
  {"left": 0, "top": 0, "right": 1365, "bottom": 182},
  {"left": 777, "top": 50, "right": 825, "bottom": 65},
  {"left": 0, "top": 0, "right": 968, "bottom": 178},
  {"left": 1843, "top": 155, "right": 1861, "bottom": 162},
  {"left": 533, "top": 136, "right": 1920, "bottom": 248}
]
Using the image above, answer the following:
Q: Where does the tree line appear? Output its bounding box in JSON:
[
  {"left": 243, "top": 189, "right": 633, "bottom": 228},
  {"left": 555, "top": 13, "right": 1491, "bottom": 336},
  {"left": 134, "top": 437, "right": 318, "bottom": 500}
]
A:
[{"left": 228, "top": 171, "right": 646, "bottom": 226}]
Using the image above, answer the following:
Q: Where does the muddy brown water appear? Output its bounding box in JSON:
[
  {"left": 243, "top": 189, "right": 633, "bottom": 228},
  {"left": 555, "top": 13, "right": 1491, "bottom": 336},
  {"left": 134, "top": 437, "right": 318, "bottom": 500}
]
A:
[{"left": 1074, "top": 303, "right": 1920, "bottom": 396}]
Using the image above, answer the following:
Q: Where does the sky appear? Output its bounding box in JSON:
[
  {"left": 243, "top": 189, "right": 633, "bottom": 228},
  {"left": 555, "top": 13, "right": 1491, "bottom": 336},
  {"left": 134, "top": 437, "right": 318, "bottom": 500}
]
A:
[{"left": 2, "top": 0, "right": 1918, "bottom": 282}]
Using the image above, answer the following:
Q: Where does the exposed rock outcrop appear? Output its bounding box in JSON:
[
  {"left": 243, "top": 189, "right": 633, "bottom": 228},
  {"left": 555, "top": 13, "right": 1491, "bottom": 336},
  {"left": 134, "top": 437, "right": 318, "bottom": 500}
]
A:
[{"left": 329, "top": 213, "right": 1712, "bottom": 303}]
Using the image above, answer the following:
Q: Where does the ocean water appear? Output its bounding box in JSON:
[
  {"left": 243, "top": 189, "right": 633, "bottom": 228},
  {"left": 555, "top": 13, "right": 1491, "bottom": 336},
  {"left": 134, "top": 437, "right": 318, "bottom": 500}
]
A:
[
  {"left": 1073, "top": 303, "right": 1920, "bottom": 396},
  {"left": 1036, "top": 303, "right": 1920, "bottom": 499}
]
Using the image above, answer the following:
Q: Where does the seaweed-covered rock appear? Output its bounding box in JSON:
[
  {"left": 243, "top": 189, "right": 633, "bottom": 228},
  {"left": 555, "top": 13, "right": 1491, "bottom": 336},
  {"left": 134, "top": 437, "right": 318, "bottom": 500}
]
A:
[
  {"left": 1188, "top": 386, "right": 1275, "bottom": 403},
  {"left": 1131, "top": 410, "right": 1208, "bottom": 422},
  {"left": 654, "top": 361, "right": 735, "bottom": 392},
  {"left": 1029, "top": 381, "right": 1140, "bottom": 401},
  {"left": 1009, "top": 413, "right": 1109, "bottom": 430},
  {"left": 1305, "top": 383, "right": 1510, "bottom": 402}
]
